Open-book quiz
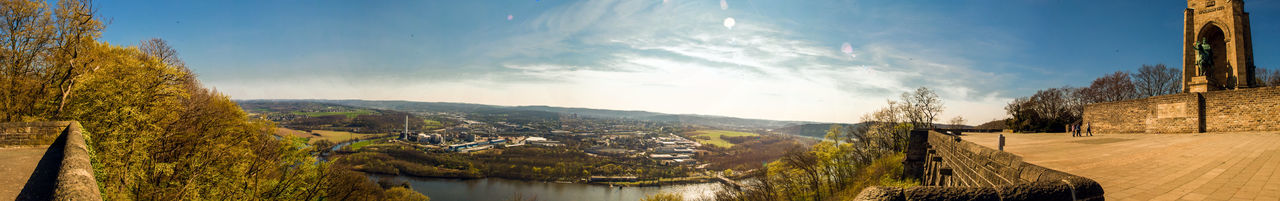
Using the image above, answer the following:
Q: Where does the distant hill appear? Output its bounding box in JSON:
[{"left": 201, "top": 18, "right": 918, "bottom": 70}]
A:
[
  {"left": 974, "top": 119, "right": 1008, "bottom": 130},
  {"left": 774, "top": 123, "right": 865, "bottom": 138},
  {"left": 236, "top": 100, "right": 441, "bottom": 133},
  {"left": 277, "top": 99, "right": 819, "bottom": 129},
  {"left": 775, "top": 122, "right": 981, "bottom": 139}
]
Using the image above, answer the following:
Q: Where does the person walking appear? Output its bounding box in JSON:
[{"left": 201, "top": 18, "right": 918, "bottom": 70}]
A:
[
  {"left": 1064, "top": 123, "right": 1075, "bottom": 137},
  {"left": 1086, "top": 123, "right": 1093, "bottom": 136},
  {"left": 1070, "top": 125, "right": 1076, "bottom": 137}
]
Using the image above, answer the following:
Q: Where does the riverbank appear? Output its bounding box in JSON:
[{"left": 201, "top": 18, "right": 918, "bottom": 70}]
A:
[
  {"left": 374, "top": 175, "right": 725, "bottom": 201},
  {"left": 364, "top": 170, "right": 723, "bottom": 188},
  {"left": 591, "top": 176, "right": 717, "bottom": 187}
]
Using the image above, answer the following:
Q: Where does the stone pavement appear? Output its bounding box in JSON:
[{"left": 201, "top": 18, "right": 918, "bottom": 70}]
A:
[
  {"left": 964, "top": 132, "right": 1280, "bottom": 201},
  {"left": 0, "top": 146, "right": 58, "bottom": 200}
]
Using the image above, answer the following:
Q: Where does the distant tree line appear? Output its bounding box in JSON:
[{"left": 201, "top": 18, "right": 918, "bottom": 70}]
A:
[
  {"left": 1254, "top": 67, "right": 1280, "bottom": 87},
  {"left": 0, "top": 0, "right": 426, "bottom": 200},
  {"left": 1004, "top": 64, "right": 1188, "bottom": 132}
]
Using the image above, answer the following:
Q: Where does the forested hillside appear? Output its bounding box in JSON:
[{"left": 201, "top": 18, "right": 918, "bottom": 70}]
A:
[
  {"left": 320, "top": 99, "right": 814, "bottom": 129},
  {"left": 0, "top": 0, "right": 425, "bottom": 200},
  {"left": 773, "top": 123, "right": 862, "bottom": 138}
]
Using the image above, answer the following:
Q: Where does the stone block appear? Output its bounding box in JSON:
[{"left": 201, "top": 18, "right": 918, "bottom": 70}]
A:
[
  {"left": 852, "top": 186, "right": 905, "bottom": 201},
  {"left": 1019, "top": 165, "right": 1047, "bottom": 182},
  {"left": 902, "top": 186, "right": 999, "bottom": 201}
]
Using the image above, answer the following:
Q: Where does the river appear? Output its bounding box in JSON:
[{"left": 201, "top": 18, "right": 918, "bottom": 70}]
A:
[
  {"left": 372, "top": 175, "right": 726, "bottom": 201},
  {"left": 339, "top": 139, "right": 727, "bottom": 201}
]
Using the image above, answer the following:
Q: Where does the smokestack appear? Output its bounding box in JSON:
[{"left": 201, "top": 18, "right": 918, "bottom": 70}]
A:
[{"left": 404, "top": 115, "right": 409, "bottom": 134}]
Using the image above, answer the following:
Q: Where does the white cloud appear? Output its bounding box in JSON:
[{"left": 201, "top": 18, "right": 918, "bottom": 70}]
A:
[{"left": 217, "top": 0, "right": 1020, "bottom": 124}]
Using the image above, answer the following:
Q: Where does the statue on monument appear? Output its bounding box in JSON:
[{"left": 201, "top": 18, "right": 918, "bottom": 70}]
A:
[{"left": 1194, "top": 38, "right": 1213, "bottom": 76}]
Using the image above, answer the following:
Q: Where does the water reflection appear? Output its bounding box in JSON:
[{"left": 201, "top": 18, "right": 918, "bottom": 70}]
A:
[{"left": 371, "top": 175, "right": 724, "bottom": 201}]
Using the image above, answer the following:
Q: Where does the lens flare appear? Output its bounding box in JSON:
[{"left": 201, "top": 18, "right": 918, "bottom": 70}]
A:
[
  {"left": 723, "top": 17, "right": 736, "bottom": 29},
  {"left": 507, "top": 14, "right": 514, "bottom": 20},
  {"left": 720, "top": 0, "right": 728, "bottom": 10}
]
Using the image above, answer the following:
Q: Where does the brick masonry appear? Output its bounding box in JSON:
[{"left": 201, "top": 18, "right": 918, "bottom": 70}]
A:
[
  {"left": 1083, "top": 86, "right": 1280, "bottom": 133},
  {"left": 855, "top": 130, "right": 1104, "bottom": 201}
]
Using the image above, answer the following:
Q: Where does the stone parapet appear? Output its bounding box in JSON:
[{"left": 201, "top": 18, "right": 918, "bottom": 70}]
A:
[
  {"left": 1, "top": 121, "right": 101, "bottom": 200},
  {"left": 855, "top": 130, "right": 1104, "bottom": 201},
  {"left": 53, "top": 122, "right": 101, "bottom": 201}
]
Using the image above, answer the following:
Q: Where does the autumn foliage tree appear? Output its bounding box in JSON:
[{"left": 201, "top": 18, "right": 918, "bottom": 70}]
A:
[
  {"left": 2, "top": 0, "right": 426, "bottom": 200},
  {"left": 714, "top": 88, "right": 936, "bottom": 200},
  {"left": 1, "top": 0, "right": 102, "bottom": 122}
]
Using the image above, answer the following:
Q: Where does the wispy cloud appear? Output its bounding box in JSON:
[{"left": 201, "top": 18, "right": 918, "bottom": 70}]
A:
[{"left": 211, "top": 0, "right": 1020, "bottom": 123}]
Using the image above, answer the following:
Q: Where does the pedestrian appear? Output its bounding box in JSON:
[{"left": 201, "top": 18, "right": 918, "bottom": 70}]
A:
[
  {"left": 1074, "top": 124, "right": 1081, "bottom": 137},
  {"left": 1071, "top": 124, "right": 1077, "bottom": 137},
  {"left": 1086, "top": 123, "right": 1093, "bottom": 136}
]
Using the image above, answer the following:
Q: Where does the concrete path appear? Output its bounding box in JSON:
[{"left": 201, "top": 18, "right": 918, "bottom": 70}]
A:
[{"left": 964, "top": 132, "right": 1280, "bottom": 201}]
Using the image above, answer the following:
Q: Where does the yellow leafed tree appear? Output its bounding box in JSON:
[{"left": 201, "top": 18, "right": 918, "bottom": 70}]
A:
[{"left": 3, "top": 0, "right": 428, "bottom": 200}]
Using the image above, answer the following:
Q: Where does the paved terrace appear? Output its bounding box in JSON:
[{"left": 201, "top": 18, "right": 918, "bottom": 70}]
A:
[
  {"left": 0, "top": 121, "right": 101, "bottom": 200},
  {"left": 0, "top": 146, "right": 60, "bottom": 200},
  {"left": 964, "top": 132, "right": 1280, "bottom": 201}
]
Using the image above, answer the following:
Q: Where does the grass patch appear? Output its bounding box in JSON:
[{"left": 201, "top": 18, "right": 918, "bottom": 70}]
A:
[
  {"left": 290, "top": 109, "right": 377, "bottom": 118},
  {"left": 423, "top": 119, "right": 443, "bottom": 129},
  {"left": 688, "top": 130, "right": 759, "bottom": 148},
  {"left": 348, "top": 139, "right": 377, "bottom": 150},
  {"left": 288, "top": 136, "right": 309, "bottom": 145},
  {"left": 311, "top": 130, "right": 379, "bottom": 142},
  {"left": 273, "top": 128, "right": 381, "bottom": 144}
]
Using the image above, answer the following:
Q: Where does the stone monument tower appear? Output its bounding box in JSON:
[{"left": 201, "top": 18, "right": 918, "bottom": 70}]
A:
[{"left": 1183, "top": 0, "right": 1256, "bottom": 92}]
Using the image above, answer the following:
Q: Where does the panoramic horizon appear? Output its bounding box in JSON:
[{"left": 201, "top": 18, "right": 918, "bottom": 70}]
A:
[
  {"left": 97, "top": 1, "right": 1280, "bottom": 123},
  {"left": 10, "top": 0, "right": 1280, "bottom": 200}
]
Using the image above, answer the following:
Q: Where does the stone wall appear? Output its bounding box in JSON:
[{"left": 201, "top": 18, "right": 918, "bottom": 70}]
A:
[
  {"left": 1083, "top": 86, "right": 1280, "bottom": 133},
  {"left": 1081, "top": 98, "right": 1151, "bottom": 133},
  {"left": 1202, "top": 87, "right": 1280, "bottom": 132},
  {"left": 0, "top": 121, "right": 71, "bottom": 146},
  {"left": 0, "top": 121, "right": 102, "bottom": 200},
  {"left": 855, "top": 130, "right": 1104, "bottom": 201}
]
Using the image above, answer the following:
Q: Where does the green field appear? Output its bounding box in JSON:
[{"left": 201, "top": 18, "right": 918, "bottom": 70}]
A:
[
  {"left": 290, "top": 109, "right": 376, "bottom": 118},
  {"left": 273, "top": 128, "right": 381, "bottom": 144},
  {"left": 346, "top": 137, "right": 399, "bottom": 150},
  {"left": 423, "top": 119, "right": 443, "bottom": 129},
  {"left": 688, "top": 130, "right": 760, "bottom": 148},
  {"left": 347, "top": 139, "right": 377, "bottom": 150}
]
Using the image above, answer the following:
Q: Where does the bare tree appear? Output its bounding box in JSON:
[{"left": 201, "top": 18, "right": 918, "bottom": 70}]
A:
[
  {"left": 1005, "top": 86, "right": 1087, "bottom": 132},
  {"left": 140, "top": 38, "right": 186, "bottom": 68},
  {"left": 948, "top": 116, "right": 966, "bottom": 129},
  {"left": 1255, "top": 67, "right": 1280, "bottom": 87},
  {"left": 1082, "top": 71, "right": 1137, "bottom": 103},
  {"left": 1132, "top": 64, "right": 1180, "bottom": 97},
  {"left": 900, "top": 87, "right": 943, "bottom": 129}
]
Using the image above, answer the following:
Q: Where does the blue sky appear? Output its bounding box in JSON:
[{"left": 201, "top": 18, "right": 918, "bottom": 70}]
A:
[{"left": 97, "top": 0, "right": 1280, "bottom": 124}]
